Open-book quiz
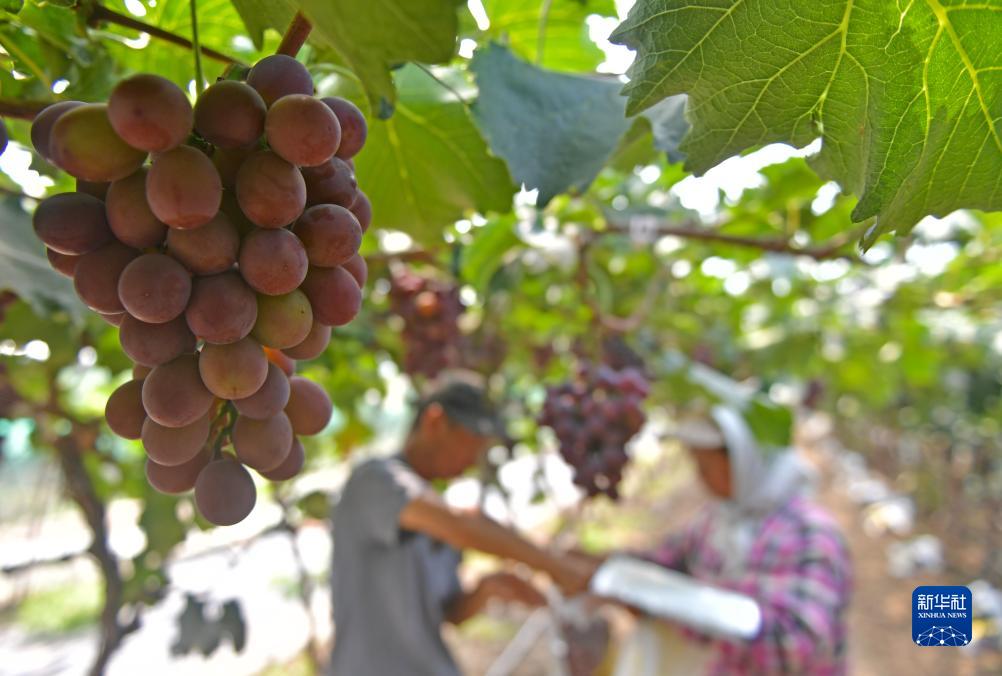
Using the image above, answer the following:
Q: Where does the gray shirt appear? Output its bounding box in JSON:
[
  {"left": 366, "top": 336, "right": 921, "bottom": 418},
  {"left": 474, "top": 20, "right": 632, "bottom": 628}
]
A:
[{"left": 330, "top": 456, "right": 463, "bottom": 676}]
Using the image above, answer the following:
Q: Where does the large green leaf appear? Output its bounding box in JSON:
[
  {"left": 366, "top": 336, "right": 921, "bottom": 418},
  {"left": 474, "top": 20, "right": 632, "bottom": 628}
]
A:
[
  {"left": 0, "top": 198, "right": 83, "bottom": 320},
  {"left": 480, "top": 0, "right": 616, "bottom": 72},
  {"left": 470, "top": 44, "right": 631, "bottom": 205},
  {"left": 611, "top": 0, "right": 1002, "bottom": 240},
  {"left": 297, "top": 0, "right": 465, "bottom": 118},
  {"left": 350, "top": 64, "right": 516, "bottom": 244}
]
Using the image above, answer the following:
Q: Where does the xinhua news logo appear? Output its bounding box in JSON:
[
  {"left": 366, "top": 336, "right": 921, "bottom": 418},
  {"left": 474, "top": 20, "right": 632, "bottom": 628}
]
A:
[{"left": 912, "top": 585, "right": 972, "bottom": 647}]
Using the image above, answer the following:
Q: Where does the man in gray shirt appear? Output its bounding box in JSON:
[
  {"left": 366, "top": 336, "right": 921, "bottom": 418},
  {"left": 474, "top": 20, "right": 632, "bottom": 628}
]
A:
[{"left": 330, "top": 381, "right": 595, "bottom": 675}]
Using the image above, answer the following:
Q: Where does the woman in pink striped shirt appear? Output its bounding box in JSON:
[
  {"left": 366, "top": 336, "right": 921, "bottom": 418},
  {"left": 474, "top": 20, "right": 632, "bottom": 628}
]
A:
[{"left": 644, "top": 405, "right": 853, "bottom": 675}]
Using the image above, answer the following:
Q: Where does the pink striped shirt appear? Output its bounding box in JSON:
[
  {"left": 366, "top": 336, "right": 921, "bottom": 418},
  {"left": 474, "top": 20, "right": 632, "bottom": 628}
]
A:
[{"left": 648, "top": 495, "right": 852, "bottom": 675}]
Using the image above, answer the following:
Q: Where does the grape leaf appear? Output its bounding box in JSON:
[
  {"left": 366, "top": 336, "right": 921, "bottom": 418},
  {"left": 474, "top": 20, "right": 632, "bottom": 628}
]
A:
[
  {"left": 350, "top": 65, "right": 516, "bottom": 244},
  {"left": 611, "top": 0, "right": 1002, "bottom": 241},
  {"left": 479, "top": 0, "right": 617, "bottom": 72},
  {"left": 470, "top": 43, "right": 631, "bottom": 205},
  {"left": 0, "top": 198, "right": 83, "bottom": 321},
  {"left": 297, "top": 0, "right": 465, "bottom": 119},
  {"left": 226, "top": 0, "right": 297, "bottom": 49},
  {"left": 608, "top": 117, "right": 658, "bottom": 171}
]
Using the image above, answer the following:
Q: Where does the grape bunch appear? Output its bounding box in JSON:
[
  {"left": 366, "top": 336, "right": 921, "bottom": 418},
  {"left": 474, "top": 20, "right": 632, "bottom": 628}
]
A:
[
  {"left": 387, "top": 270, "right": 463, "bottom": 378},
  {"left": 0, "top": 117, "right": 8, "bottom": 157},
  {"left": 539, "top": 364, "right": 650, "bottom": 499},
  {"left": 28, "top": 55, "right": 371, "bottom": 526}
]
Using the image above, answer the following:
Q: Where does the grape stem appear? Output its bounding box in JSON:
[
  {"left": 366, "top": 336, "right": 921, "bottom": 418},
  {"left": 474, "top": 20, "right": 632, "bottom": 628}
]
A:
[
  {"left": 86, "top": 4, "right": 244, "bottom": 66},
  {"left": 209, "top": 401, "right": 236, "bottom": 460},
  {"left": 276, "top": 12, "right": 313, "bottom": 57},
  {"left": 189, "top": 0, "right": 205, "bottom": 95},
  {"left": 0, "top": 97, "right": 49, "bottom": 120}
]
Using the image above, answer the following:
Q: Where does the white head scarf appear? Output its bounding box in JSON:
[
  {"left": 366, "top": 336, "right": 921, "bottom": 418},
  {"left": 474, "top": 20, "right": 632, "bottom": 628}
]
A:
[{"left": 706, "top": 405, "right": 816, "bottom": 576}]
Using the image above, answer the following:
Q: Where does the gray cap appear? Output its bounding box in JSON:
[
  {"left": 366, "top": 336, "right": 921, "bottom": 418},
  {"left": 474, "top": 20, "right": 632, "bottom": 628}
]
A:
[{"left": 415, "top": 381, "right": 503, "bottom": 438}]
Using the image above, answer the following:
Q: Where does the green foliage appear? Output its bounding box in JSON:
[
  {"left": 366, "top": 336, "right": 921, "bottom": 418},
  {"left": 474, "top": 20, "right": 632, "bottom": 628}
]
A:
[
  {"left": 612, "top": 0, "right": 1002, "bottom": 241},
  {"left": 299, "top": 0, "right": 465, "bottom": 118},
  {"left": 100, "top": 0, "right": 249, "bottom": 88},
  {"left": 459, "top": 216, "right": 523, "bottom": 294},
  {"left": 345, "top": 64, "right": 517, "bottom": 244},
  {"left": 476, "top": 0, "right": 616, "bottom": 72},
  {"left": 470, "top": 44, "right": 632, "bottom": 205}
]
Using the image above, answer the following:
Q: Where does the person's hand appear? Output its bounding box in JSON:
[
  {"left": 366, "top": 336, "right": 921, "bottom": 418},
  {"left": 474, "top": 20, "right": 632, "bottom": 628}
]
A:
[
  {"left": 550, "top": 551, "right": 602, "bottom": 597},
  {"left": 478, "top": 571, "right": 547, "bottom": 607}
]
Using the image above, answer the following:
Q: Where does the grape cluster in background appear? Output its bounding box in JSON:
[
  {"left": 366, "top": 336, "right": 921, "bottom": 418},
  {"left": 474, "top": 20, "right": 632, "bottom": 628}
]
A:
[
  {"left": 387, "top": 269, "right": 463, "bottom": 378},
  {"left": 28, "top": 54, "right": 372, "bottom": 526},
  {"left": 539, "top": 362, "right": 650, "bottom": 499}
]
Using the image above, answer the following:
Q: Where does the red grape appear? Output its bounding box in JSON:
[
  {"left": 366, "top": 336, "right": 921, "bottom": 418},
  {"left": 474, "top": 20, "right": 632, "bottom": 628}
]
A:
[
  {"left": 246, "top": 54, "right": 313, "bottom": 106},
  {"left": 232, "top": 412, "right": 293, "bottom": 471},
  {"left": 198, "top": 337, "right": 269, "bottom": 400},
  {"left": 195, "top": 456, "right": 257, "bottom": 526},
  {"left": 235, "top": 151, "right": 306, "bottom": 228},
  {"left": 118, "top": 253, "right": 191, "bottom": 324},
  {"left": 105, "top": 379, "right": 146, "bottom": 440},
  {"left": 259, "top": 437, "right": 305, "bottom": 482},
  {"left": 194, "top": 80, "right": 266, "bottom": 148},
  {"left": 293, "top": 204, "right": 362, "bottom": 267},
  {"left": 185, "top": 271, "right": 258, "bottom": 344},
  {"left": 284, "top": 376, "right": 332, "bottom": 435},
  {"left": 107, "top": 74, "right": 193, "bottom": 152},
  {"left": 105, "top": 168, "right": 168, "bottom": 249},
  {"left": 146, "top": 145, "right": 222, "bottom": 229},
  {"left": 266, "top": 94, "right": 340, "bottom": 167},
  {"left": 321, "top": 97, "right": 367, "bottom": 159},
  {"left": 300, "top": 265, "right": 361, "bottom": 326},
  {"left": 238, "top": 228, "right": 308, "bottom": 295},
  {"left": 234, "top": 362, "right": 290, "bottom": 420},
  {"left": 142, "top": 354, "right": 214, "bottom": 428}
]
